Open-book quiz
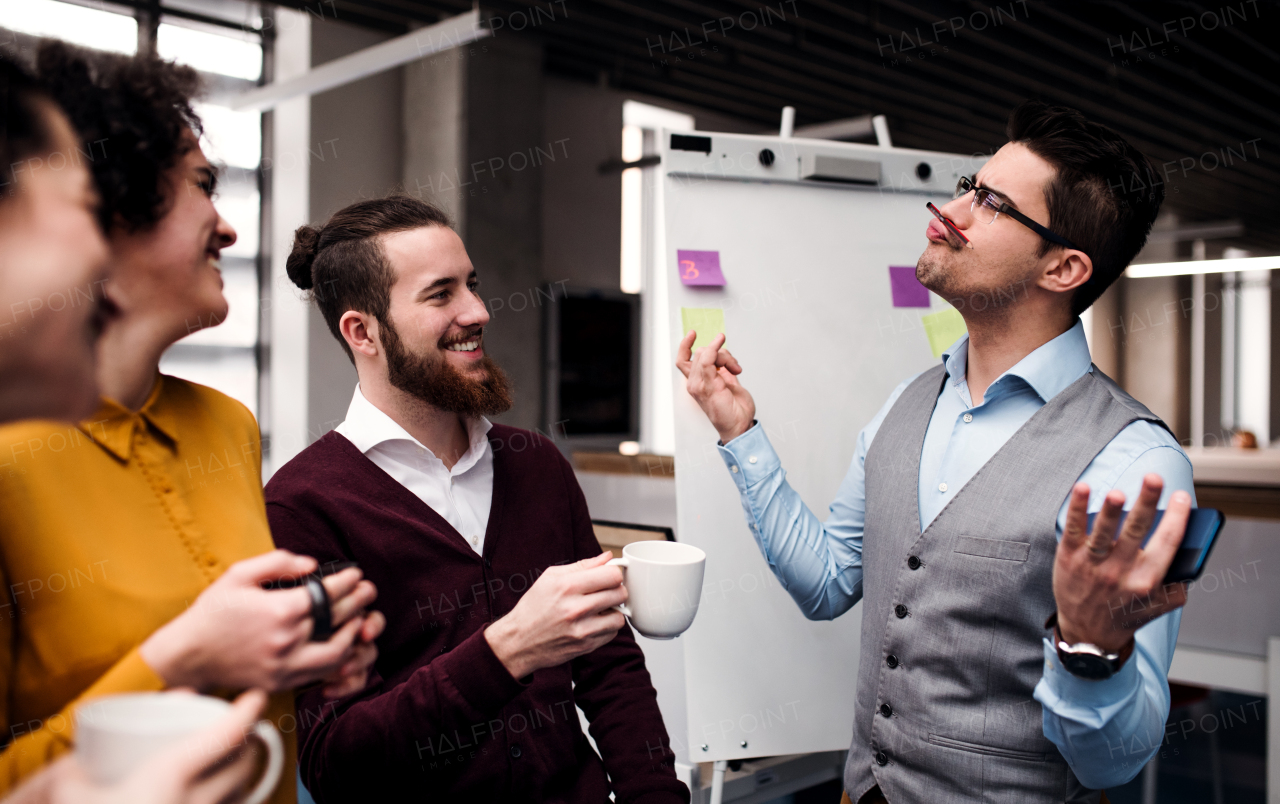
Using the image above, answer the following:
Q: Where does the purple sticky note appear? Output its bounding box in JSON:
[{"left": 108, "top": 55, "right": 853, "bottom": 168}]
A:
[
  {"left": 889, "top": 265, "right": 930, "bottom": 308},
  {"left": 677, "top": 250, "right": 727, "bottom": 286}
]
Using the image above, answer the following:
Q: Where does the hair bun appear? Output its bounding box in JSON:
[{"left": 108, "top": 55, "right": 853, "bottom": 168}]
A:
[{"left": 286, "top": 224, "right": 320, "bottom": 290}]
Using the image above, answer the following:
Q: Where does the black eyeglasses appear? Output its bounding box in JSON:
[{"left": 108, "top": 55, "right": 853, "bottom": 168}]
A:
[{"left": 954, "top": 176, "right": 1081, "bottom": 252}]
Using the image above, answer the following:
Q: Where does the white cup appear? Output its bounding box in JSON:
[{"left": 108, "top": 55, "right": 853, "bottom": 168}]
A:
[
  {"left": 608, "top": 541, "right": 707, "bottom": 640},
  {"left": 76, "top": 691, "right": 284, "bottom": 804}
]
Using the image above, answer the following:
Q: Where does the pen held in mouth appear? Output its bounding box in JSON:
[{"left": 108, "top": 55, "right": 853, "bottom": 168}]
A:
[{"left": 926, "top": 202, "right": 973, "bottom": 249}]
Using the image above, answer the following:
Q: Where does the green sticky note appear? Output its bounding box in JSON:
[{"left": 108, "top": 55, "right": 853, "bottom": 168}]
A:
[
  {"left": 681, "top": 307, "right": 725, "bottom": 350},
  {"left": 921, "top": 307, "right": 967, "bottom": 358}
]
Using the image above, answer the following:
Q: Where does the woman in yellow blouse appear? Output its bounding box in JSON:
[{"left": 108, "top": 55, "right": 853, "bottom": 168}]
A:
[{"left": 0, "top": 44, "right": 385, "bottom": 800}]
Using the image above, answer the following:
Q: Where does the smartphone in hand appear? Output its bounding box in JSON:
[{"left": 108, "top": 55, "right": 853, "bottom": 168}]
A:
[{"left": 1085, "top": 508, "right": 1224, "bottom": 583}]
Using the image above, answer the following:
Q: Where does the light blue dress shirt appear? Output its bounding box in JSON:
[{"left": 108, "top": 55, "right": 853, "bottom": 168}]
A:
[{"left": 717, "top": 319, "right": 1193, "bottom": 789}]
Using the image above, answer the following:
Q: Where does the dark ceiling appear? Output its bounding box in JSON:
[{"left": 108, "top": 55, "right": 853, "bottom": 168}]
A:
[{"left": 272, "top": 0, "right": 1280, "bottom": 255}]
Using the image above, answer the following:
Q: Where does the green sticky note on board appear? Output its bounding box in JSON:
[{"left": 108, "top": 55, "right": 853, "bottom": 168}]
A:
[
  {"left": 681, "top": 307, "right": 725, "bottom": 350},
  {"left": 921, "top": 307, "right": 967, "bottom": 358}
]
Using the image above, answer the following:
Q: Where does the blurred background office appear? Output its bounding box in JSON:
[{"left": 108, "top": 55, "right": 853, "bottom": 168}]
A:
[{"left": 2, "top": 1, "right": 1276, "bottom": 802}]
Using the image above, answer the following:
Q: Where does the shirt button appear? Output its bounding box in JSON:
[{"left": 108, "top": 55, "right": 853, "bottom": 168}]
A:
[
  {"left": 907, "top": 555, "right": 922, "bottom": 570},
  {"left": 469, "top": 535, "right": 479, "bottom": 546},
  {"left": 963, "top": 413, "right": 973, "bottom": 423},
  {"left": 880, "top": 703, "right": 893, "bottom": 718},
  {"left": 886, "top": 654, "right": 899, "bottom": 669},
  {"left": 938, "top": 482, "right": 948, "bottom": 493},
  {"left": 875, "top": 751, "right": 889, "bottom": 766},
  {"left": 731, "top": 465, "right": 739, "bottom": 473},
  {"left": 510, "top": 745, "right": 521, "bottom": 759},
  {"left": 201, "top": 552, "right": 218, "bottom": 567},
  {"left": 748, "top": 456, "right": 757, "bottom": 464},
  {"left": 894, "top": 604, "right": 909, "bottom": 619}
]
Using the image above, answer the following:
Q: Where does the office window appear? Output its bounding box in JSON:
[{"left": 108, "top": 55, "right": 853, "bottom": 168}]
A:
[
  {"left": 2, "top": 0, "right": 137, "bottom": 54},
  {"left": 4, "top": 0, "right": 267, "bottom": 419},
  {"left": 155, "top": 9, "right": 264, "bottom": 418}
]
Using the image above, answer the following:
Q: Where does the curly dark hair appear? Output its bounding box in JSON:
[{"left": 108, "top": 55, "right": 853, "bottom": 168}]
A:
[
  {"left": 35, "top": 40, "right": 203, "bottom": 232},
  {"left": 1, "top": 55, "right": 57, "bottom": 200},
  {"left": 1006, "top": 100, "right": 1163, "bottom": 315}
]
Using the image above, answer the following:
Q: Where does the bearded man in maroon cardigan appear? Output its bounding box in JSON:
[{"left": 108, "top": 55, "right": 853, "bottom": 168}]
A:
[{"left": 265, "top": 196, "right": 687, "bottom": 804}]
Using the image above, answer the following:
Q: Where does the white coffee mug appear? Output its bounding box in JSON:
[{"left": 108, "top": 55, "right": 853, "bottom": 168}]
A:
[
  {"left": 608, "top": 541, "right": 707, "bottom": 640},
  {"left": 76, "top": 691, "right": 284, "bottom": 804}
]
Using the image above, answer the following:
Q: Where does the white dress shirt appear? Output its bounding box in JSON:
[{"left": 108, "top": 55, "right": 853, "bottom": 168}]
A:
[{"left": 334, "top": 385, "right": 494, "bottom": 553}]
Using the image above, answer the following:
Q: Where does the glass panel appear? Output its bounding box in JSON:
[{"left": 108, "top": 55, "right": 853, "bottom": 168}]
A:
[
  {"left": 178, "top": 262, "right": 258, "bottom": 348},
  {"left": 159, "top": 347, "right": 258, "bottom": 418},
  {"left": 196, "top": 103, "right": 262, "bottom": 170},
  {"left": 1, "top": 0, "right": 137, "bottom": 54},
  {"left": 163, "top": 0, "right": 264, "bottom": 30},
  {"left": 154, "top": 11, "right": 263, "bottom": 418},
  {"left": 214, "top": 182, "right": 261, "bottom": 259},
  {"left": 157, "top": 22, "right": 261, "bottom": 80}
]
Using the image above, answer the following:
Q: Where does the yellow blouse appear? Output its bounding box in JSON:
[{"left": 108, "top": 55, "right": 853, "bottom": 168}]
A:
[{"left": 0, "top": 375, "right": 295, "bottom": 802}]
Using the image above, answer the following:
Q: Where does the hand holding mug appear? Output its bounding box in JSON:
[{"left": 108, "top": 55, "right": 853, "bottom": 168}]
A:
[
  {"left": 484, "top": 552, "right": 628, "bottom": 680},
  {"left": 7, "top": 689, "right": 280, "bottom": 804}
]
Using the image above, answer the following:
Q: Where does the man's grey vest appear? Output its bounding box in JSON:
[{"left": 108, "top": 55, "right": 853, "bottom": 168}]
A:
[{"left": 846, "top": 363, "right": 1167, "bottom": 803}]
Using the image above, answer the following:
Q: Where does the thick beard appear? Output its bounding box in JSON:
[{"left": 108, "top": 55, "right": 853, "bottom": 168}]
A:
[{"left": 380, "top": 315, "right": 514, "bottom": 417}]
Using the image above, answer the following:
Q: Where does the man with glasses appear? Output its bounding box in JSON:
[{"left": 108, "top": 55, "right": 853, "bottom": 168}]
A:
[{"left": 677, "top": 101, "right": 1192, "bottom": 803}]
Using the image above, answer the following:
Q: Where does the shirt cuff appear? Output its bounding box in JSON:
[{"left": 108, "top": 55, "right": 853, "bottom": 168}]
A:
[
  {"left": 1035, "top": 637, "right": 1141, "bottom": 726},
  {"left": 718, "top": 423, "right": 782, "bottom": 490}
]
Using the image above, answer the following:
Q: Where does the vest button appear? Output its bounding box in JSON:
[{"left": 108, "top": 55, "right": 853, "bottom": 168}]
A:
[
  {"left": 907, "top": 555, "right": 921, "bottom": 570},
  {"left": 886, "top": 654, "right": 899, "bottom": 668},
  {"left": 510, "top": 745, "right": 522, "bottom": 758},
  {"left": 879, "top": 703, "right": 893, "bottom": 718},
  {"left": 894, "top": 604, "right": 909, "bottom": 619},
  {"left": 875, "top": 751, "right": 889, "bottom": 766}
]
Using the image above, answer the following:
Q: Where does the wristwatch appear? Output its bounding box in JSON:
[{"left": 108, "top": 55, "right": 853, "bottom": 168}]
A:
[{"left": 1044, "top": 613, "right": 1124, "bottom": 681}]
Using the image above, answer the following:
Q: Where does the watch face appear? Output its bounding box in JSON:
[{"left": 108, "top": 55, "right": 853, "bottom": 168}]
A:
[{"left": 1063, "top": 653, "right": 1114, "bottom": 680}]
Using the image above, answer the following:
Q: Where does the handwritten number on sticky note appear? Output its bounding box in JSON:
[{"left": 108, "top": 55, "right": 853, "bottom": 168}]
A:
[{"left": 680, "top": 260, "right": 699, "bottom": 280}]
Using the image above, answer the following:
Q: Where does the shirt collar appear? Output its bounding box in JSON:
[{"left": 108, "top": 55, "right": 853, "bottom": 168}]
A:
[
  {"left": 336, "top": 384, "right": 493, "bottom": 467},
  {"left": 941, "top": 318, "right": 1091, "bottom": 404},
  {"left": 81, "top": 375, "right": 180, "bottom": 461}
]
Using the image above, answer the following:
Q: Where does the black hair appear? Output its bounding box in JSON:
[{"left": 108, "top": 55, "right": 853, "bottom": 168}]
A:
[
  {"left": 36, "top": 40, "right": 203, "bottom": 232},
  {"left": 1006, "top": 100, "right": 1164, "bottom": 315},
  {"left": 0, "top": 55, "right": 58, "bottom": 199}
]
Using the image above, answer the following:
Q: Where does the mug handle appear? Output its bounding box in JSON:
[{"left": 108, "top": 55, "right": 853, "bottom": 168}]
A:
[
  {"left": 607, "top": 556, "right": 632, "bottom": 618},
  {"left": 243, "top": 720, "right": 285, "bottom": 804}
]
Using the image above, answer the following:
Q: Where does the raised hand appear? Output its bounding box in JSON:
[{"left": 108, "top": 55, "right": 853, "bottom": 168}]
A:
[
  {"left": 675, "top": 330, "right": 756, "bottom": 444},
  {"left": 484, "top": 552, "right": 628, "bottom": 679},
  {"left": 1053, "top": 474, "right": 1192, "bottom": 655}
]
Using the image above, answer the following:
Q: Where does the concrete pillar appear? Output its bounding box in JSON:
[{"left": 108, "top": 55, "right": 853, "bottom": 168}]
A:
[
  {"left": 264, "top": 8, "right": 312, "bottom": 478},
  {"left": 306, "top": 18, "right": 403, "bottom": 441},
  {"left": 403, "top": 35, "right": 546, "bottom": 431}
]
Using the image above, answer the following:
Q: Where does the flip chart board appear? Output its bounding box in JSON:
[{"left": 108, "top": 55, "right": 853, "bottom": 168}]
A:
[{"left": 654, "top": 131, "right": 986, "bottom": 763}]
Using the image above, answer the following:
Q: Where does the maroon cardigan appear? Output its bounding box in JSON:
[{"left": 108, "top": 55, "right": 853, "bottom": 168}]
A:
[{"left": 264, "top": 426, "right": 687, "bottom": 804}]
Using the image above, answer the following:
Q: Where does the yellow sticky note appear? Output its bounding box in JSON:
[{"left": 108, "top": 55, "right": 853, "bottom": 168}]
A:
[
  {"left": 921, "top": 307, "right": 967, "bottom": 358},
  {"left": 681, "top": 307, "right": 725, "bottom": 350}
]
